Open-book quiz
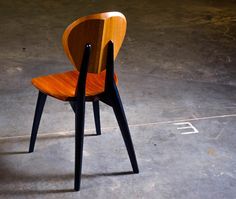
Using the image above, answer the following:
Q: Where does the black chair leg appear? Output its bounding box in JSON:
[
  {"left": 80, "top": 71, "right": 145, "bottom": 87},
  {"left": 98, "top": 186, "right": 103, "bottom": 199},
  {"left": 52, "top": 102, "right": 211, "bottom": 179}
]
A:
[
  {"left": 29, "top": 91, "right": 47, "bottom": 153},
  {"left": 93, "top": 100, "right": 101, "bottom": 135},
  {"left": 74, "top": 100, "right": 86, "bottom": 191},
  {"left": 111, "top": 86, "right": 139, "bottom": 174}
]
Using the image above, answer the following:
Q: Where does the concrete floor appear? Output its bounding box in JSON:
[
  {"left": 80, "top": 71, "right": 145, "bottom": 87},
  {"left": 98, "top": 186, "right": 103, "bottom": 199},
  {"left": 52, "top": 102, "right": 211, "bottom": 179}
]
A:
[{"left": 0, "top": 0, "right": 236, "bottom": 198}]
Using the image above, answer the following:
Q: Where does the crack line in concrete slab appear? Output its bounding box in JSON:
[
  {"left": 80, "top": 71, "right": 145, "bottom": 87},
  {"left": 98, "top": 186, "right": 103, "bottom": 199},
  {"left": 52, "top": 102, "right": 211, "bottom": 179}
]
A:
[{"left": 0, "top": 113, "right": 235, "bottom": 141}]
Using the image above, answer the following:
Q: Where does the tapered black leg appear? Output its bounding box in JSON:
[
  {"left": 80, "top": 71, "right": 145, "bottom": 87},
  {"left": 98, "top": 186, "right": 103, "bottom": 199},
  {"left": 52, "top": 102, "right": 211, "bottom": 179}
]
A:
[
  {"left": 74, "top": 99, "right": 85, "bottom": 191},
  {"left": 111, "top": 87, "right": 139, "bottom": 173},
  {"left": 74, "top": 43, "right": 91, "bottom": 191},
  {"left": 29, "top": 91, "right": 47, "bottom": 153},
  {"left": 93, "top": 100, "right": 101, "bottom": 135},
  {"left": 104, "top": 41, "right": 139, "bottom": 173}
]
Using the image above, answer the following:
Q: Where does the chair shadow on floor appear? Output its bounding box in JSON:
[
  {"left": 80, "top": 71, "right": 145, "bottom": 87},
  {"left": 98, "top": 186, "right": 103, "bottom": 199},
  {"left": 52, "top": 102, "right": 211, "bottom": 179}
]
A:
[
  {"left": 0, "top": 131, "right": 99, "bottom": 146},
  {"left": 0, "top": 151, "right": 28, "bottom": 155},
  {"left": 0, "top": 171, "right": 133, "bottom": 196},
  {"left": 83, "top": 171, "right": 133, "bottom": 179},
  {"left": 0, "top": 151, "right": 133, "bottom": 195}
]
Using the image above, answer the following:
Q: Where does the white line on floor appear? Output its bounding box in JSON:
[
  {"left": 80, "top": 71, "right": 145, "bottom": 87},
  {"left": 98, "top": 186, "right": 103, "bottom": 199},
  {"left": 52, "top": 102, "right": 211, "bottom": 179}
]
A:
[
  {"left": 173, "top": 122, "right": 199, "bottom": 135},
  {"left": 0, "top": 113, "right": 235, "bottom": 140}
]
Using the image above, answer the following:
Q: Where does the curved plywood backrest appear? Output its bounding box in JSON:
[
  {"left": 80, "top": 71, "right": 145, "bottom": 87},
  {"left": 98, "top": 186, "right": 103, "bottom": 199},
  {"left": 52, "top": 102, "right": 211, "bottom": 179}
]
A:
[{"left": 62, "top": 12, "right": 127, "bottom": 73}]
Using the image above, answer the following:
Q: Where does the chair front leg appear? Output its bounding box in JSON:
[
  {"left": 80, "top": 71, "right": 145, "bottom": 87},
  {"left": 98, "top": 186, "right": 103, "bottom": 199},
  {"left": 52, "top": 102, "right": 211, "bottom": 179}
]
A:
[
  {"left": 29, "top": 91, "right": 47, "bottom": 153},
  {"left": 93, "top": 100, "right": 101, "bottom": 135}
]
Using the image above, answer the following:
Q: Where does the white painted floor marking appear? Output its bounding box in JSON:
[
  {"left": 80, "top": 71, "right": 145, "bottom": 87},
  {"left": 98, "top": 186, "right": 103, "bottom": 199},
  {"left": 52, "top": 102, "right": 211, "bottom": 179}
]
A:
[
  {"left": 173, "top": 122, "right": 199, "bottom": 135},
  {"left": 0, "top": 113, "right": 235, "bottom": 140}
]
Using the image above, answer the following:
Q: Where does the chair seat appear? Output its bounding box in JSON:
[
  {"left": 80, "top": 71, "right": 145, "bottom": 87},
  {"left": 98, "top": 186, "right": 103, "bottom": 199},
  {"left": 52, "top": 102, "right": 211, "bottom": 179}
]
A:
[{"left": 32, "top": 70, "right": 118, "bottom": 101}]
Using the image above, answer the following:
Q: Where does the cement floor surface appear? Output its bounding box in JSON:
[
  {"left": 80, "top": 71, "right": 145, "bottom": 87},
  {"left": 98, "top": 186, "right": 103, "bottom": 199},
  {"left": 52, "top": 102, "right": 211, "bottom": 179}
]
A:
[
  {"left": 0, "top": 0, "right": 236, "bottom": 198},
  {"left": 0, "top": 117, "right": 236, "bottom": 199}
]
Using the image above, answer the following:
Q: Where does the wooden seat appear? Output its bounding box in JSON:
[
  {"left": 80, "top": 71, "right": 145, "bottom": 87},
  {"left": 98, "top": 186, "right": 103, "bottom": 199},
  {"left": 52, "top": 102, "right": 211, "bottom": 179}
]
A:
[
  {"left": 32, "top": 70, "right": 118, "bottom": 101},
  {"left": 28, "top": 11, "right": 139, "bottom": 192}
]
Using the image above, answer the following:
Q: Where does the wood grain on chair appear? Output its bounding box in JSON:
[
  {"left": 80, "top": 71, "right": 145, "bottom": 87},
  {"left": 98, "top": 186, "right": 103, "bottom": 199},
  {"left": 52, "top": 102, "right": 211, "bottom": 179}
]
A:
[
  {"left": 32, "top": 70, "right": 118, "bottom": 101},
  {"left": 62, "top": 12, "right": 127, "bottom": 73}
]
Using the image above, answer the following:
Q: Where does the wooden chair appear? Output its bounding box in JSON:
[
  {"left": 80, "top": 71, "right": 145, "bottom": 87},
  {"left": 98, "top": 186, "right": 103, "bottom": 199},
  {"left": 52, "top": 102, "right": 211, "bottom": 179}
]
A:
[{"left": 29, "top": 11, "right": 139, "bottom": 191}]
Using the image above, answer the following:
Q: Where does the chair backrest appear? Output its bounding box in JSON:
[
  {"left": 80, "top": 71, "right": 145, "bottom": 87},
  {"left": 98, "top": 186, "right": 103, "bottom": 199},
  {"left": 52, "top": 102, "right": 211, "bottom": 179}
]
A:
[{"left": 62, "top": 12, "right": 127, "bottom": 73}]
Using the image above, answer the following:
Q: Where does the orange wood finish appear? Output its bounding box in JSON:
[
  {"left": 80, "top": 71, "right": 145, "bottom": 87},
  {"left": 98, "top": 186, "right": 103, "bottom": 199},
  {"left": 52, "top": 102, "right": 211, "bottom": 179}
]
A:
[
  {"left": 62, "top": 12, "right": 127, "bottom": 73},
  {"left": 32, "top": 70, "right": 118, "bottom": 101},
  {"left": 32, "top": 12, "right": 126, "bottom": 101}
]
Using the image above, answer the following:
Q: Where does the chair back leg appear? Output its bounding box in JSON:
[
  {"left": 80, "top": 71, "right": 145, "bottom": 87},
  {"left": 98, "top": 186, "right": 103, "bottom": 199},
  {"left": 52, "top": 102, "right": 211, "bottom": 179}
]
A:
[
  {"left": 74, "top": 44, "right": 91, "bottom": 191},
  {"left": 103, "top": 40, "right": 139, "bottom": 173},
  {"left": 29, "top": 91, "right": 47, "bottom": 153},
  {"left": 111, "top": 85, "right": 139, "bottom": 173},
  {"left": 74, "top": 99, "right": 86, "bottom": 191}
]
